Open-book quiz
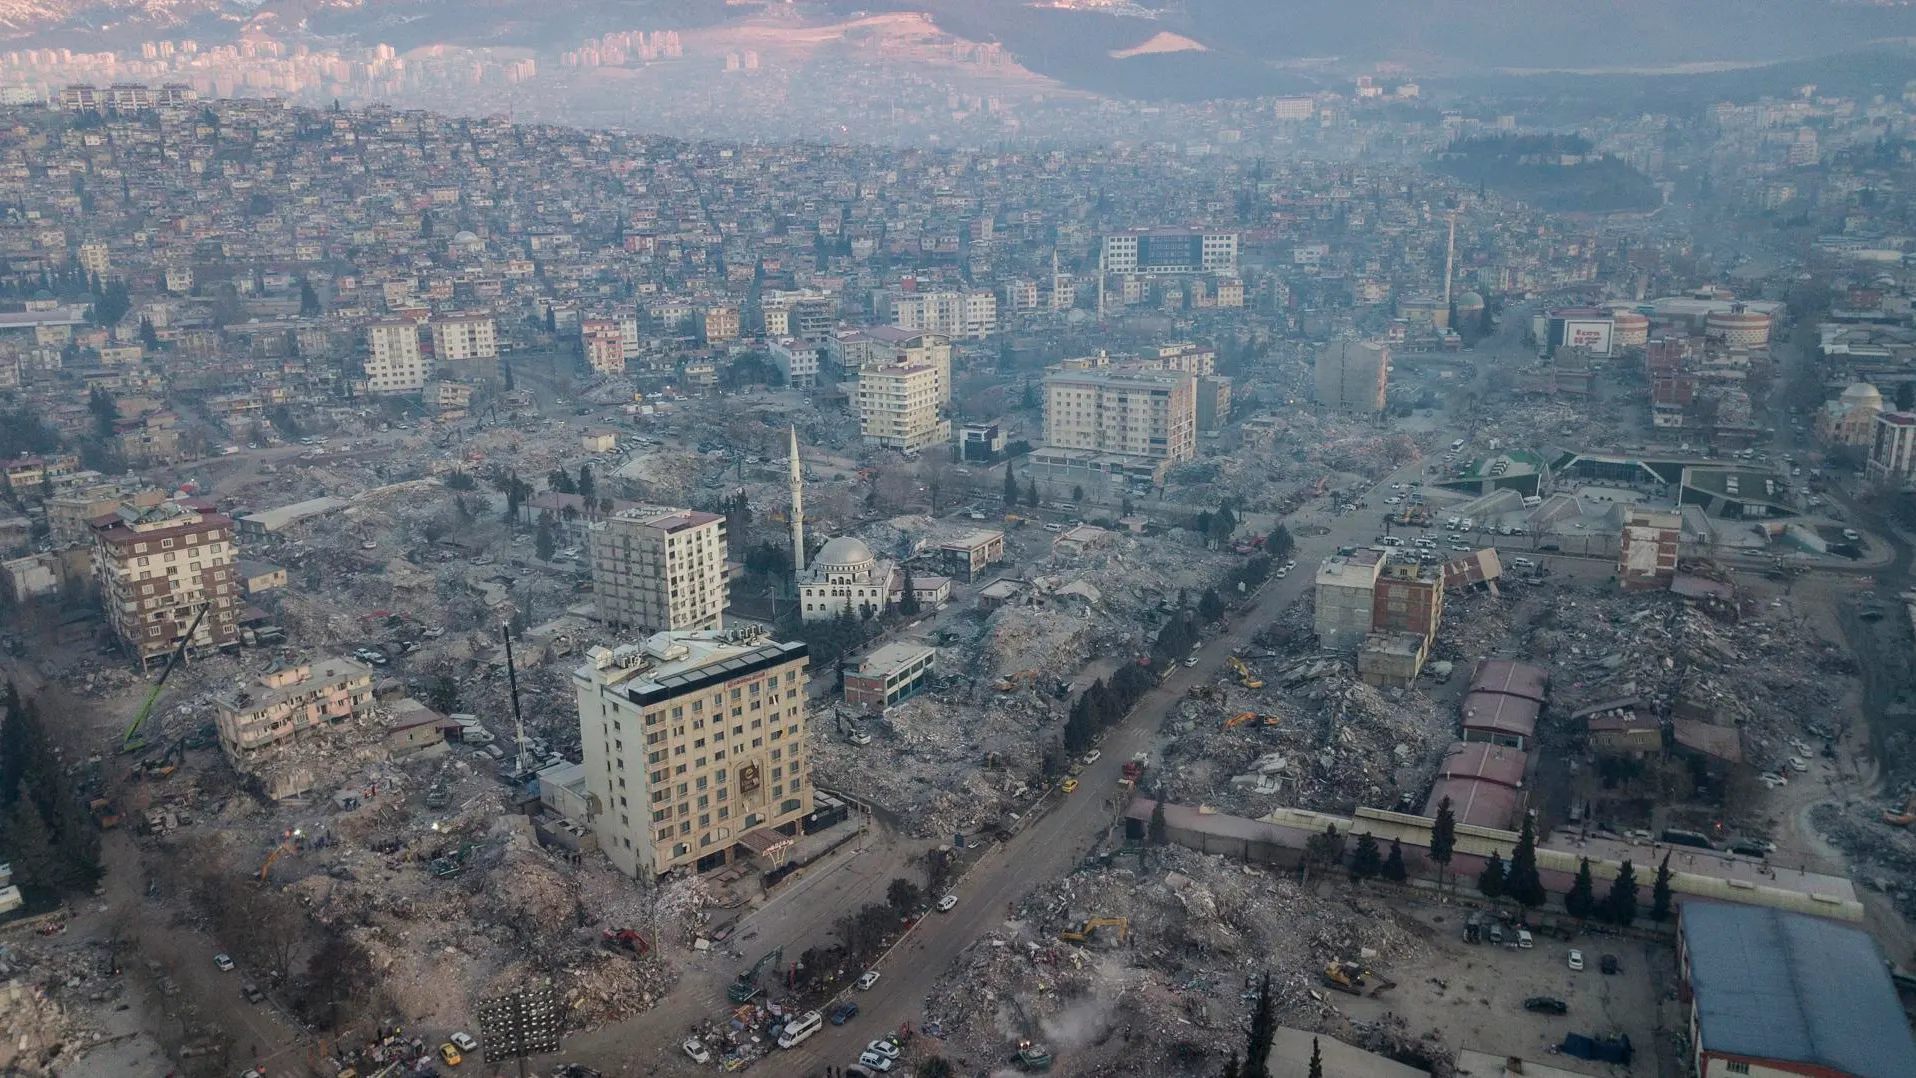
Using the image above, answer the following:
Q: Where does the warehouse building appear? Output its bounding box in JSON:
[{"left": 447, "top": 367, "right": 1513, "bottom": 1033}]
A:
[{"left": 1677, "top": 901, "right": 1916, "bottom": 1078}]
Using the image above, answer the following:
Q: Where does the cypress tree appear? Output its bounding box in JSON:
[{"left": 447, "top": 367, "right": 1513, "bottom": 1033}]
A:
[
  {"left": 1565, "top": 857, "right": 1597, "bottom": 921},
  {"left": 1476, "top": 848, "right": 1506, "bottom": 904},
  {"left": 1649, "top": 853, "right": 1674, "bottom": 924},
  {"left": 1381, "top": 837, "right": 1408, "bottom": 883},
  {"left": 1604, "top": 859, "right": 1638, "bottom": 928},
  {"left": 1429, "top": 795, "right": 1457, "bottom": 888}
]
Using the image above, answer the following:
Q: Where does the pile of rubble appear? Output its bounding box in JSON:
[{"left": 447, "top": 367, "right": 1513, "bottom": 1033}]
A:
[
  {"left": 922, "top": 847, "right": 1436, "bottom": 1075},
  {"left": 1809, "top": 802, "right": 1916, "bottom": 921},
  {"left": 0, "top": 935, "right": 120, "bottom": 1076}
]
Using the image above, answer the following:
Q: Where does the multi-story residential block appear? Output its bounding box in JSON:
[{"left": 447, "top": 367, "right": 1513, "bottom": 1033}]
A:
[
  {"left": 1868, "top": 410, "right": 1916, "bottom": 484},
  {"left": 886, "top": 289, "right": 996, "bottom": 339},
  {"left": 575, "top": 629, "right": 813, "bottom": 876},
  {"left": 1371, "top": 563, "right": 1444, "bottom": 646},
  {"left": 1314, "top": 549, "right": 1384, "bottom": 651},
  {"left": 213, "top": 657, "right": 376, "bottom": 771},
  {"left": 365, "top": 320, "right": 428, "bottom": 393},
  {"left": 588, "top": 507, "right": 729, "bottom": 634},
  {"left": 428, "top": 313, "right": 497, "bottom": 362},
  {"left": 1101, "top": 229, "right": 1238, "bottom": 275},
  {"left": 582, "top": 318, "right": 627, "bottom": 374},
  {"left": 830, "top": 327, "right": 951, "bottom": 404},
  {"left": 1315, "top": 339, "right": 1389, "bottom": 413},
  {"left": 768, "top": 338, "right": 819, "bottom": 388},
  {"left": 47, "top": 485, "right": 162, "bottom": 547},
  {"left": 704, "top": 306, "right": 740, "bottom": 343},
  {"left": 76, "top": 242, "right": 109, "bottom": 276},
  {"left": 857, "top": 362, "right": 949, "bottom": 452},
  {"left": 91, "top": 501, "right": 239, "bottom": 670},
  {"left": 1040, "top": 360, "right": 1197, "bottom": 464},
  {"left": 2, "top": 453, "right": 80, "bottom": 495}
]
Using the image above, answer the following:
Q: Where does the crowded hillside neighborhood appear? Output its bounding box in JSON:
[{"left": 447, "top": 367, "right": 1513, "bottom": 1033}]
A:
[{"left": 3, "top": 40, "right": 1916, "bottom": 1078}]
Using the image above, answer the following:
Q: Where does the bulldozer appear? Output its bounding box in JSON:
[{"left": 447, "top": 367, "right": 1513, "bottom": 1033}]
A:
[
  {"left": 1058, "top": 916, "right": 1128, "bottom": 946},
  {"left": 1885, "top": 791, "right": 1916, "bottom": 827},
  {"left": 1321, "top": 960, "right": 1397, "bottom": 998}
]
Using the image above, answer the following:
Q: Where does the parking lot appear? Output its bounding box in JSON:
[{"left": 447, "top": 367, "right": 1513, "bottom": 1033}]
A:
[{"left": 1332, "top": 903, "right": 1677, "bottom": 1076}]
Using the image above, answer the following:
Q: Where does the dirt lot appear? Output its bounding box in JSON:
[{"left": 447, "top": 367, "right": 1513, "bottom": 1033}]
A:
[{"left": 1359, "top": 902, "right": 1677, "bottom": 1078}]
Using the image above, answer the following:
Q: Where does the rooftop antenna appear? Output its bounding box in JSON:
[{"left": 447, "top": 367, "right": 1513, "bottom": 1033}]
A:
[
  {"left": 502, "top": 623, "right": 531, "bottom": 775},
  {"left": 789, "top": 425, "right": 806, "bottom": 574}
]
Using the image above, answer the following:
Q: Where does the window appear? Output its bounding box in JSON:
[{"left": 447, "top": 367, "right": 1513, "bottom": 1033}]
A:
[{"left": 1723, "top": 1065, "right": 1749, "bottom": 1077}]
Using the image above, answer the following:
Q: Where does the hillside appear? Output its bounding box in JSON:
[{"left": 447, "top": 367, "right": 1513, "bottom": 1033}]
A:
[{"left": 1431, "top": 134, "right": 1662, "bottom": 215}]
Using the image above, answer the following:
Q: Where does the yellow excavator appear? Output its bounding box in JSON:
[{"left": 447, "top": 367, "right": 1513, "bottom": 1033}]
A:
[
  {"left": 995, "top": 669, "right": 1039, "bottom": 692},
  {"left": 1223, "top": 712, "right": 1257, "bottom": 729},
  {"left": 1227, "top": 656, "right": 1264, "bottom": 690},
  {"left": 1885, "top": 792, "right": 1916, "bottom": 827},
  {"left": 1058, "top": 917, "right": 1128, "bottom": 946},
  {"left": 1322, "top": 960, "right": 1397, "bottom": 998}
]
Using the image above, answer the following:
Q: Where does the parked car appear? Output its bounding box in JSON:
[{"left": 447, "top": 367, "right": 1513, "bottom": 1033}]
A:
[
  {"left": 1081, "top": 750, "right": 1101, "bottom": 765},
  {"left": 682, "top": 1040, "right": 711, "bottom": 1064},
  {"left": 1523, "top": 997, "right": 1569, "bottom": 1015},
  {"left": 240, "top": 983, "right": 264, "bottom": 1004},
  {"left": 1567, "top": 949, "right": 1584, "bottom": 971},
  {"left": 1599, "top": 954, "right": 1620, "bottom": 975},
  {"left": 438, "top": 1043, "right": 463, "bottom": 1067},
  {"left": 450, "top": 1032, "right": 478, "bottom": 1054},
  {"left": 828, "top": 1001, "right": 860, "bottom": 1025},
  {"left": 865, "top": 1040, "right": 901, "bottom": 1061},
  {"left": 857, "top": 1051, "right": 894, "bottom": 1072},
  {"left": 936, "top": 894, "right": 958, "bottom": 913},
  {"left": 857, "top": 971, "right": 880, "bottom": 991},
  {"left": 213, "top": 953, "right": 235, "bottom": 972}
]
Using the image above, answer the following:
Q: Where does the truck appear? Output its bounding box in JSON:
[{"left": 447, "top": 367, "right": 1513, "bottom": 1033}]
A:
[{"left": 1119, "top": 753, "right": 1148, "bottom": 791}]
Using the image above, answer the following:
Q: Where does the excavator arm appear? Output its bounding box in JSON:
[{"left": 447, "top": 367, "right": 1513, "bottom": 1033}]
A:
[{"left": 122, "top": 603, "right": 211, "bottom": 754}]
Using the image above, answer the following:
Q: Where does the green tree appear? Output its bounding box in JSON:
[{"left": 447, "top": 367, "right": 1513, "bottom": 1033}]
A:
[
  {"left": 1603, "top": 859, "right": 1638, "bottom": 927},
  {"left": 1003, "top": 462, "right": 1018, "bottom": 507},
  {"left": 1308, "top": 1037, "right": 1323, "bottom": 1078},
  {"left": 1565, "top": 857, "right": 1597, "bottom": 921},
  {"left": 1649, "top": 853, "right": 1674, "bottom": 923},
  {"left": 1382, "top": 837, "right": 1408, "bottom": 883},
  {"left": 1072, "top": 484, "right": 1085, "bottom": 502},
  {"left": 428, "top": 674, "right": 461, "bottom": 716},
  {"left": 1350, "top": 831, "right": 1382, "bottom": 882},
  {"left": 1507, "top": 815, "right": 1546, "bottom": 910},
  {"left": 88, "top": 385, "right": 118, "bottom": 439},
  {"left": 548, "top": 468, "right": 576, "bottom": 495},
  {"left": 1429, "top": 796, "right": 1457, "bottom": 888},
  {"left": 885, "top": 877, "right": 922, "bottom": 917},
  {"left": 299, "top": 277, "right": 321, "bottom": 316},
  {"left": 1148, "top": 798, "right": 1168, "bottom": 846},
  {"left": 577, "top": 465, "right": 595, "bottom": 503},
  {"left": 1244, "top": 972, "right": 1275, "bottom": 1078},
  {"left": 2, "top": 786, "right": 66, "bottom": 896},
  {"left": 138, "top": 316, "right": 159, "bottom": 350},
  {"left": 501, "top": 360, "right": 515, "bottom": 391},
  {"left": 1477, "top": 848, "right": 1506, "bottom": 904},
  {"left": 1024, "top": 479, "right": 1039, "bottom": 507},
  {"left": 1198, "top": 587, "right": 1226, "bottom": 623},
  {"left": 535, "top": 516, "right": 556, "bottom": 561},
  {"left": 898, "top": 567, "right": 920, "bottom": 617}
]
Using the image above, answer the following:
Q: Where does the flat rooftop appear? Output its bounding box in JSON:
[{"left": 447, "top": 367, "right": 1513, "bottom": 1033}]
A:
[
  {"left": 856, "top": 642, "right": 935, "bottom": 678},
  {"left": 1316, "top": 549, "right": 1383, "bottom": 587}
]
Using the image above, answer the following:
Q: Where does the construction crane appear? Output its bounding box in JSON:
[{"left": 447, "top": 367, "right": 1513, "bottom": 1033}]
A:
[
  {"left": 121, "top": 603, "right": 211, "bottom": 755},
  {"left": 1058, "top": 916, "right": 1128, "bottom": 946}
]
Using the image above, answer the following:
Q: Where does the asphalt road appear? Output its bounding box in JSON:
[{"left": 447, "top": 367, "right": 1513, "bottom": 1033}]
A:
[{"left": 553, "top": 451, "right": 1444, "bottom": 1077}]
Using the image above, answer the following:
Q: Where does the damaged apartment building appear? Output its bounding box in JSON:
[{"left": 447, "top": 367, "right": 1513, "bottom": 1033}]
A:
[
  {"left": 1313, "top": 549, "right": 1445, "bottom": 686},
  {"left": 574, "top": 628, "right": 813, "bottom": 877},
  {"left": 214, "top": 656, "right": 378, "bottom": 799}
]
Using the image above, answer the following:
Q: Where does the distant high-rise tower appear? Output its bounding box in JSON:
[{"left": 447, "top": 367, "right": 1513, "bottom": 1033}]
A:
[{"left": 789, "top": 425, "right": 806, "bottom": 574}]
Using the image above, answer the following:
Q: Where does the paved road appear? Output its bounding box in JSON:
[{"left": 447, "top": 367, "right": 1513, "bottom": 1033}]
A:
[{"left": 551, "top": 452, "right": 1444, "bottom": 1076}]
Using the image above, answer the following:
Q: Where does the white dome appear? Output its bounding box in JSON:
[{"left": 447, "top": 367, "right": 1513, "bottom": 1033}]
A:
[
  {"left": 814, "top": 536, "right": 874, "bottom": 570},
  {"left": 1842, "top": 383, "right": 1883, "bottom": 408}
]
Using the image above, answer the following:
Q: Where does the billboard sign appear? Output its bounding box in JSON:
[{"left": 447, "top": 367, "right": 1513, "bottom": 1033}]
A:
[{"left": 1554, "top": 317, "right": 1614, "bottom": 357}]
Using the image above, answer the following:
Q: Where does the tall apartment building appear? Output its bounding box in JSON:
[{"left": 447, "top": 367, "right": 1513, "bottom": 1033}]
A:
[
  {"left": 1314, "top": 549, "right": 1384, "bottom": 650},
  {"left": 1315, "top": 339, "right": 1389, "bottom": 413},
  {"left": 887, "top": 289, "right": 997, "bottom": 339},
  {"left": 365, "top": 320, "right": 429, "bottom": 393},
  {"left": 428, "top": 314, "right": 498, "bottom": 362},
  {"left": 1101, "top": 230, "right": 1239, "bottom": 275},
  {"left": 703, "top": 306, "right": 741, "bottom": 344},
  {"left": 857, "top": 363, "right": 950, "bottom": 452},
  {"left": 582, "top": 318, "right": 627, "bottom": 375},
  {"left": 1041, "top": 362, "right": 1197, "bottom": 464},
  {"left": 575, "top": 630, "right": 813, "bottom": 877},
  {"left": 213, "top": 657, "right": 376, "bottom": 777},
  {"left": 830, "top": 328, "right": 951, "bottom": 405},
  {"left": 588, "top": 508, "right": 729, "bottom": 634},
  {"left": 91, "top": 501, "right": 240, "bottom": 670},
  {"left": 1868, "top": 411, "right": 1916, "bottom": 484},
  {"left": 1371, "top": 563, "right": 1444, "bottom": 645}
]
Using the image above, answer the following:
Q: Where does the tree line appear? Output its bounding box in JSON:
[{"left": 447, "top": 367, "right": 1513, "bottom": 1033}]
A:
[{"left": 0, "top": 684, "right": 103, "bottom": 902}]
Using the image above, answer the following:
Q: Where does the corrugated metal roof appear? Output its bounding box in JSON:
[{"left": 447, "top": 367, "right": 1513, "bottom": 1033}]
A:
[
  {"left": 1681, "top": 902, "right": 1916, "bottom": 1078},
  {"left": 1423, "top": 777, "right": 1518, "bottom": 830},
  {"left": 1460, "top": 691, "right": 1540, "bottom": 738},
  {"left": 1469, "top": 659, "right": 1548, "bottom": 701}
]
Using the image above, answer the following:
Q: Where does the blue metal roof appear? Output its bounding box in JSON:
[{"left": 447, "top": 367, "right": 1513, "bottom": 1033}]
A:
[{"left": 1681, "top": 902, "right": 1916, "bottom": 1078}]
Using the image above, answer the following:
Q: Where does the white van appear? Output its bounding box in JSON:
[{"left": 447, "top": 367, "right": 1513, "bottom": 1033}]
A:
[
  {"left": 1510, "top": 557, "right": 1536, "bottom": 568},
  {"left": 1460, "top": 518, "right": 1474, "bottom": 531},
  {"left": 778, "top": 1011, "right": 823, "bottom": 1049},
  {"left": 1445, "top": 517, "right": 1461, "bottom": 530},
  {"left": 1379, "top": 535, "right": 1402, "bottom": 547},
  {"left": 1522, "top": 495, "right": 1543, "bottom": 508}
]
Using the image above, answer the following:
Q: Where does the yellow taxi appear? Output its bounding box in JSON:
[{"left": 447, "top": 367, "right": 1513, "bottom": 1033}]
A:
[
  {"left": 438, "top": 1043, "right": 463, "bottom": 1067},
  {"left": 1061, "top": 778, "right": 1079, "bottom": 794}
]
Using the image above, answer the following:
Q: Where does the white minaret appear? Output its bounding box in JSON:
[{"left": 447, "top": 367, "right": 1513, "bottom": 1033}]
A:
[
  {"left": 1443, "top": 213, "right": 1457, "bottom": 310},
  {"left": 789, "top": 425, "right": 805, "bottom": 574}
]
